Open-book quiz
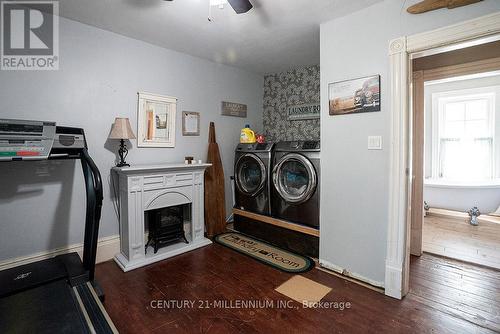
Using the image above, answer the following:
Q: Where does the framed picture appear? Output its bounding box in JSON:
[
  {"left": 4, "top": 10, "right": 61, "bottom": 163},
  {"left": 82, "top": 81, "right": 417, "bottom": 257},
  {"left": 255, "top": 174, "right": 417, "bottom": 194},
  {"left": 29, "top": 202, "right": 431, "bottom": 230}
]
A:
[
  {"left": 137, "top": 92, "right": 177, "bottom": 147},
  {"left": 182, "top": 111, "right": 200, "bottom": 136},
  {"left": 329, "top": 75, "right": 380, "bottom": 115}
]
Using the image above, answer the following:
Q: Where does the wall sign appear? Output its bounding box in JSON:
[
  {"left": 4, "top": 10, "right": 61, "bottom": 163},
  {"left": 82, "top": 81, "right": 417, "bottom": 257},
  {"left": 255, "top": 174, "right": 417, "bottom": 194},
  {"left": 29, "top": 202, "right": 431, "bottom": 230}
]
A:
[
  {"left": 221, "top": 101, "right": 247, "bottom": 118},
  {"left": 287, "top": 103, "right": 320, "bottom": 120},
  {"left": 329, "top": 75, "right": 381, "bottom": 116}
]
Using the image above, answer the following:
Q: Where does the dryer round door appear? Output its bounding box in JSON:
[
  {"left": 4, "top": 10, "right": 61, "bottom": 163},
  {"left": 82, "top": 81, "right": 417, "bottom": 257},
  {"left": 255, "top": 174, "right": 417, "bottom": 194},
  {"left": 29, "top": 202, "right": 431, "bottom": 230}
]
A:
[
  {"left": 273, "top": 153, "right": 317, "bottom": 204},
  {"left": 235, "top": 153, "right": 266, "bottom": 197}
]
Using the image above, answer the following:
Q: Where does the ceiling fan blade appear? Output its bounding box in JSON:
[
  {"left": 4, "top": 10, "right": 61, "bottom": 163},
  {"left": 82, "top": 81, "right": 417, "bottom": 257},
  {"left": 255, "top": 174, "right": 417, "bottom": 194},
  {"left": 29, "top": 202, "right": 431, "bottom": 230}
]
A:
[
  {"left": 227, "top": 0, "right": 253, "bottom": 14},
  {"left": 407, "top": 0, "right": 482, "bottom": 14}
]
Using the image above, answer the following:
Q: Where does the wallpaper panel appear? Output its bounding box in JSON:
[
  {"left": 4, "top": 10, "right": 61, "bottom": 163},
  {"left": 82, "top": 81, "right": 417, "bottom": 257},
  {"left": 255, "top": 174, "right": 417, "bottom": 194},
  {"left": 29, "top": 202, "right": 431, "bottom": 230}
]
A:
[{"left": 263, "top": 65, "right": 320, "bottom": 141}]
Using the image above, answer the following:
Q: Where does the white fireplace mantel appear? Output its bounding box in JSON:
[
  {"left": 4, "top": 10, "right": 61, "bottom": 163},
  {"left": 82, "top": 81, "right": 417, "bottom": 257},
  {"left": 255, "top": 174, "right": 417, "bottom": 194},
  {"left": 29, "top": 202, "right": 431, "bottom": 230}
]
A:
[{"left": 112, "top": 163, "right": 212, "bottom": 272}]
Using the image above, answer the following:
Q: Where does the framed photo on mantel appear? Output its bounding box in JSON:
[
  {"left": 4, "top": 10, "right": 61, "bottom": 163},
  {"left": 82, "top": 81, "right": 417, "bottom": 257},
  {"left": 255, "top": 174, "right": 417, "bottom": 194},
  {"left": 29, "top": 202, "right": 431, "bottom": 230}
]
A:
[
  {"left": 329, "top": 75, "right": 380, "bottom": 116},
  {"left": 137, "top": 92, "right": 177, "bottom": 148}
]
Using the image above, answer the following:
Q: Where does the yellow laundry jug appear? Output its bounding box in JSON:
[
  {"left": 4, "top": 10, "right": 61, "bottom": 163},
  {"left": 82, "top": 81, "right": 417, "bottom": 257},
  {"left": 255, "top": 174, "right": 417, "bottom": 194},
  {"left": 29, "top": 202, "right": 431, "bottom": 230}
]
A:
[{"left": 240, "top": 125, "right": 256, "bottom": 143}]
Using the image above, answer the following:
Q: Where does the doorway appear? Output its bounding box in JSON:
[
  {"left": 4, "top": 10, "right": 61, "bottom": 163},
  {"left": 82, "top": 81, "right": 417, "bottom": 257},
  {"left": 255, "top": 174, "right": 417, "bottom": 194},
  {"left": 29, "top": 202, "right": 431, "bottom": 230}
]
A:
[
  {"left": 409, "top": 40, "right": 500, "bottom": 270},
  {"left": 403, "top": 39, "right": 500, "bottom": 332},
  {"left": 385, "top": 12, "right": 500, "bottom": 300}
]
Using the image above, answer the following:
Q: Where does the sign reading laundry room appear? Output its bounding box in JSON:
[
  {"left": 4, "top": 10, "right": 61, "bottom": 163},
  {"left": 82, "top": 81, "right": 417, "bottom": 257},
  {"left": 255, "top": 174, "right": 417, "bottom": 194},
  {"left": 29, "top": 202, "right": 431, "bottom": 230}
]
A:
[
  {"left": 221, "top": 101, "right": 247, "bottom": 117},
  {"left": 287, "top": 103, "right": 320, "bottom": 120}
]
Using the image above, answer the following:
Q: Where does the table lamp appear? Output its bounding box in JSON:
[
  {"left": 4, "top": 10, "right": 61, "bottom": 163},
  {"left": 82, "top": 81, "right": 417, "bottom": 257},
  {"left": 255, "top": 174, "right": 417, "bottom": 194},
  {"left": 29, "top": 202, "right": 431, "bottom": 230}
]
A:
[{"left": 109, "top": 118, "right": 136, "bottom": 167}]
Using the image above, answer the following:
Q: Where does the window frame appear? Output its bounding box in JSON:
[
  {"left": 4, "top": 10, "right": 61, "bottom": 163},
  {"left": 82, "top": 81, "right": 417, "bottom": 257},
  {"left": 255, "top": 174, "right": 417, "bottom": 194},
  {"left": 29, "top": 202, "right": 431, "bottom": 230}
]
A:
[{"left": 431, "top": 86, "right": 497, "bottom": 182}]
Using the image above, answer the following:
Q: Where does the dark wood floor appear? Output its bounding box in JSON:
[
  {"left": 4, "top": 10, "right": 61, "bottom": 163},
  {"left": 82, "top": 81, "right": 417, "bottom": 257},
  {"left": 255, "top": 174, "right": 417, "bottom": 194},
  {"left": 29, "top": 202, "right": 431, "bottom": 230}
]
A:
[{"left": 96, "top": 245, "right": 499, "bottom": 333}]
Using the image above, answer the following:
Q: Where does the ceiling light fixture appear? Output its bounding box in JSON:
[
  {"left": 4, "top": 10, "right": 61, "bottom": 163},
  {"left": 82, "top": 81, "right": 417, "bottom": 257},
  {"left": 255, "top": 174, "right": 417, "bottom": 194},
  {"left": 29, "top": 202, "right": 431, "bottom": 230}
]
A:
[
  {"left": 210, "top": 0, "right": 228, "bottom": 9},
  {"left": 164, "top": 0, "right": 252, "bottom": 20}
]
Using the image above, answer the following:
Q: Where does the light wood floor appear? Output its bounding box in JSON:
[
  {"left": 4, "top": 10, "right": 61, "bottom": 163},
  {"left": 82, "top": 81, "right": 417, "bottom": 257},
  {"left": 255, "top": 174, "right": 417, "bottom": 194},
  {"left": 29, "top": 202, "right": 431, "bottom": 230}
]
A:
[{"left": 423, "top": 213, "right": 500, "bottom": 269}]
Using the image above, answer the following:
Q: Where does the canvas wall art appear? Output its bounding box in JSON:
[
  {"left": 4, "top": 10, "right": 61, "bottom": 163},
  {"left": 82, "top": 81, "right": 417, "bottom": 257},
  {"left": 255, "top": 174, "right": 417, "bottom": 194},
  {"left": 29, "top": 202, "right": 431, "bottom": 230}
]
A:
[{"left": 329, "top": 75, "right": 380, "bottom": 115}]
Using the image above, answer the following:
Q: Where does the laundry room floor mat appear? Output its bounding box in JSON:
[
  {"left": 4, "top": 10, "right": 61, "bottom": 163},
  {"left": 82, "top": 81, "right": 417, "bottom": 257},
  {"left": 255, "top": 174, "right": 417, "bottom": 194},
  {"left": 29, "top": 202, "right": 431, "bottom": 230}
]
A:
[
  {"left": 214, "top": 232, "right": 314, "bottom": 273},
  {"left": 275, "top": 275, "right": 332, "bottom": 306}
]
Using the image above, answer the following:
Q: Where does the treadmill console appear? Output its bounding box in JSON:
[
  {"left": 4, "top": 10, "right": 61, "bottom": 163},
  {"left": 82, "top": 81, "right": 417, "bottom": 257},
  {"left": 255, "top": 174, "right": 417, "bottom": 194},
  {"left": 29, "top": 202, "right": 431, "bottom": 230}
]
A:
[
  {"left": 0, "top": 119, "right": 56, "bottom": 161},
  {"left": 0, "top": 120, "right": 86, "bottom": 161},
  {"left": 53, "top": 126, "right": 86, "bottom": 149}
]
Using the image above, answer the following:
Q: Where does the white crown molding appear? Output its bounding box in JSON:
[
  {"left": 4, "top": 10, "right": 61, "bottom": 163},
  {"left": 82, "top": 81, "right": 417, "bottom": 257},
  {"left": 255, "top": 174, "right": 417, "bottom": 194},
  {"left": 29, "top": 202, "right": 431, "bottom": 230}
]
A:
[
  {"left": 0, "top": 235, "right": 120, "bottom": 272},
  {"left": 407, "top": 12, "right": 500, "bottom": 53},
  {"left": 386, "top": 12, "right": 500, "bottom": 300}
]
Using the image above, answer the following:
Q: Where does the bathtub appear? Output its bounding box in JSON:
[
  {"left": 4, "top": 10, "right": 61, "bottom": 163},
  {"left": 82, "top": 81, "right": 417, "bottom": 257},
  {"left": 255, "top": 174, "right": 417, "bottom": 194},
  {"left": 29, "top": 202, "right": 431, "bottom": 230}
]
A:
[{"left": 424, "top": 179, "right": 500, "bottom": 214}]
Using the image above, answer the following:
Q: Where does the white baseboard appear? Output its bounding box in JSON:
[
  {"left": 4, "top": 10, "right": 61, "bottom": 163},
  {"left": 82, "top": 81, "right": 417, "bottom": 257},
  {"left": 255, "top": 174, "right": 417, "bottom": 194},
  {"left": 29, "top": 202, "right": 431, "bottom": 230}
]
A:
[
  {"left": 0, "top": 235, "right": 120, "bottom": 272},
  {"left": 114, "top": 237, "right": 212, "bottom": 272},
  {"left": 319, "top": 258, "right": 385, "bottom": 289},
  {"left": 384, "top": 260, "right": 403, "bottom": 299}
]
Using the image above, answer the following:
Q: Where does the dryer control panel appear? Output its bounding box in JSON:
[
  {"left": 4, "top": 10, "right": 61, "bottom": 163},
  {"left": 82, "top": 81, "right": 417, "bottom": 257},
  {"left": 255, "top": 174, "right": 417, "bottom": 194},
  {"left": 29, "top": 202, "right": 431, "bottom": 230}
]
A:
[{"left": 275, "top": 140, "right": 320, "bottom": 152}]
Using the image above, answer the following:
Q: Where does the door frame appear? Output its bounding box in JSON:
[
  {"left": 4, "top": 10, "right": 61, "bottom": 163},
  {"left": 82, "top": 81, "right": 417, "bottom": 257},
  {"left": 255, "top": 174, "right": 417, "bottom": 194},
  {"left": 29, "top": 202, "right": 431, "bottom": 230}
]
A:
[
  {"left": 385, "top": 12, "right": 500, "bottom": 299},
  {"left": 409, "top": 70, "right": 424, "bottom": 257}
]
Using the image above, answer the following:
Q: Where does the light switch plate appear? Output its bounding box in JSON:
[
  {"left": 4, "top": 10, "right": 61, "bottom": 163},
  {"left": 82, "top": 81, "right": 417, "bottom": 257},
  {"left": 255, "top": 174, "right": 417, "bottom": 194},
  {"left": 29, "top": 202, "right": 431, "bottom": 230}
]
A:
[{"left": 368, "top": 136, "right": 382, "bottom": 150}]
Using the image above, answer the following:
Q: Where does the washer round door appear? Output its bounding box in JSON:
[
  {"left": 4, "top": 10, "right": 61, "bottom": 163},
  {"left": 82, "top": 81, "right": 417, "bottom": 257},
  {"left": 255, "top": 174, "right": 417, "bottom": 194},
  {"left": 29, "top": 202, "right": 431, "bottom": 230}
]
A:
[
  {"left": 273, "top": 153, "right": 317, "bottom": 204},
  {"left": 235, "top": 153, "right": 266, "bottom": 197}
]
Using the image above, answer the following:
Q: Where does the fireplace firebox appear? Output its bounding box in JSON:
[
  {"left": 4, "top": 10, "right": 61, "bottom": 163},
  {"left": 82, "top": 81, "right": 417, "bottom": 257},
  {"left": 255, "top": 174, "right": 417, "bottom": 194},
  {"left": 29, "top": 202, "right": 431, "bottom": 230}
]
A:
[{"left": 145, "top": 205, "right": 188, "bottom": 254}]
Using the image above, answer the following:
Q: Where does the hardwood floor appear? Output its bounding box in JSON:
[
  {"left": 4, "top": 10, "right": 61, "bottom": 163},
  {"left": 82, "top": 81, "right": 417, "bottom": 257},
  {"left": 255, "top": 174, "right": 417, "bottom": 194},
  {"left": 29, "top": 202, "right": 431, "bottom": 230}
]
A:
[
  {"left": 409, "top": 254, "right": 500, "bottom": 333},
  {"left": 423, "top": 214, "right": 500, "bottom": 269},
  {"left": 96, "top": 244, "right": 499, "bottom": 333}
]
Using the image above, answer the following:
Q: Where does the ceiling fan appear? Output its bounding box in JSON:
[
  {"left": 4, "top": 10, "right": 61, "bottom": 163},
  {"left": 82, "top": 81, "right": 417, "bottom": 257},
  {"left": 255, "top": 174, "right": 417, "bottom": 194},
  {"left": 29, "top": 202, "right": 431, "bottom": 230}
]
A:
[
  {"left": 163, "top": 0, "right": 253, "bottom": 14},
  {"left": 407, "top": 0, "right": 482, "bottom": 14}
]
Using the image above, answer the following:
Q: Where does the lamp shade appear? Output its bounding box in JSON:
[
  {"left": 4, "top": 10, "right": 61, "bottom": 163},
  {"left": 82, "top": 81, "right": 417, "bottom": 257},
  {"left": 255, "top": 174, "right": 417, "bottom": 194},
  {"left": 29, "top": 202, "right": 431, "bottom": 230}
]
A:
[{"left": 109, "top": 118, "right": 136, "bottom": 140}]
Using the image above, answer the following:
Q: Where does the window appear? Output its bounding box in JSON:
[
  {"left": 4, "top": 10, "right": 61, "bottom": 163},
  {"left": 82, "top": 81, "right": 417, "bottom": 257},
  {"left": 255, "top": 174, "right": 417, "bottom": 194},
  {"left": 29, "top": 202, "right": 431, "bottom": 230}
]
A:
[{"left": 432, "top": 88, "right": 496, "bottom": 182}]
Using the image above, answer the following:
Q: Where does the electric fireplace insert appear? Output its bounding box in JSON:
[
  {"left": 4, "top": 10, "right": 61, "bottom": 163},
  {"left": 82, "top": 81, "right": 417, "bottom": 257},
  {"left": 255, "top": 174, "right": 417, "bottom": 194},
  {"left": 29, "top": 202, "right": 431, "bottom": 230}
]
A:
[{"left": 145, "top": 205, "right": 188, "bottom": 254}]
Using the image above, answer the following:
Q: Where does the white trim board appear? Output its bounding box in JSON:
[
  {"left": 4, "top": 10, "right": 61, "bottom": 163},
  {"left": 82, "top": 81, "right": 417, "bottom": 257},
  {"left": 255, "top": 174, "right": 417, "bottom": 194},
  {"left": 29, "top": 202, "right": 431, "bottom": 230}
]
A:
[
  {"left": 386, "top": 11, "right": 500, "bottom": 299},
  {"left": 319, "top": 259, "right": 385, "bottom": 289},
  {"left": 0, "top": 235, "right": 120, "bottom": 272},
  {"left": 114, "top": 238, "right": 212, "bottom": 272}
]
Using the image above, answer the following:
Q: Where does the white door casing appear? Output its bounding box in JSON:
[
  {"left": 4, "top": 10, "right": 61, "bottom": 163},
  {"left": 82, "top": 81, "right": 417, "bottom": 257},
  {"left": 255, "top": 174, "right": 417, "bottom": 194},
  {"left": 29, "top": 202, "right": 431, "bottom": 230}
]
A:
[{"left": 386, "top": 12, "right": 500, "bottom": 299}]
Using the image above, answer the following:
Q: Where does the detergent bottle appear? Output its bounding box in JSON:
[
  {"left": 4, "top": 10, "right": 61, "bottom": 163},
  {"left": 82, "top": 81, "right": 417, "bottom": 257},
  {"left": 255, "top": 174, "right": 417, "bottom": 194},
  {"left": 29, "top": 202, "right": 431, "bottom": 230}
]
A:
[{"left": 240, "top": 124, "right": 256, "bottom": 143}]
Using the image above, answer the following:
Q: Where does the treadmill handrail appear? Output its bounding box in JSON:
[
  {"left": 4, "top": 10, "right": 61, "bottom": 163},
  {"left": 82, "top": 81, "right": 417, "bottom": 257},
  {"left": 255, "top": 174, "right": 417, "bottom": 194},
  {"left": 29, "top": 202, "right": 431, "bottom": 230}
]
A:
[{"left": 81, "top": 148, "right": 103, "bottom": 282}]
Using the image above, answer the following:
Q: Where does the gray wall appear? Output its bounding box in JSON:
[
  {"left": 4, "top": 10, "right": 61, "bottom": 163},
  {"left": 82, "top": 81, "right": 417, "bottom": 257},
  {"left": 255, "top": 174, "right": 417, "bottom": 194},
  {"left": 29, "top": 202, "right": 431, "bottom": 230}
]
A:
[
  {"left": 423, "top": 75, "right": 500, "bottom": 213},
  {"left": 263, "top": 65, "right": 320, "bottom": 141},
  {"left": 0, "top": 17, "right": 263, "bottom": 262},
  {"left": 320, "top": 0, "right": 500, "bottom": 285}
]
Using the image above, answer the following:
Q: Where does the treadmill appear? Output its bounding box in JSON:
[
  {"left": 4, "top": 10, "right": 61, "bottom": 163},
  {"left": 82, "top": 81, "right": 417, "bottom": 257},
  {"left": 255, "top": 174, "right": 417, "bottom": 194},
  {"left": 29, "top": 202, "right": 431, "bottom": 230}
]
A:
[{"left": 0, "top": 119, "right": 118, "bottom": 334}]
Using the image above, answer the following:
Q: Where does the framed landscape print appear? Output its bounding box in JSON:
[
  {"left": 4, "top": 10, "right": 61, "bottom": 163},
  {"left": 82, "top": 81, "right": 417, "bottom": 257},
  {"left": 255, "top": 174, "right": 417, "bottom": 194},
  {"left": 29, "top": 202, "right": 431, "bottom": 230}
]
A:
[
  {"left": 137, "top": 92, "right": 177, "bottom": 147},
  {"left": 329, "top": 75, "right": 380, "bottom": 115}
]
